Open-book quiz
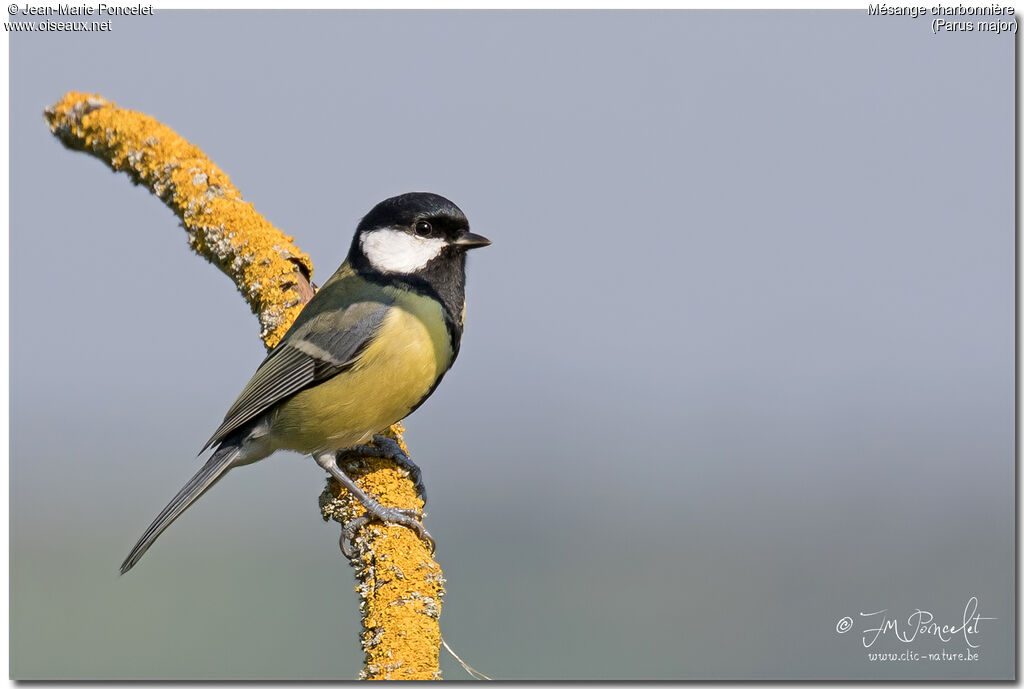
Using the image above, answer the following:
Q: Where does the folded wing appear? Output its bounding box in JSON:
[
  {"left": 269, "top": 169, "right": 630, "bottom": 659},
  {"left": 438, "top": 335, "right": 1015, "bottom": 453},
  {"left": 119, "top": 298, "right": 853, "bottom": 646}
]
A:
[{"left": 199, "top": 298, "right": 391, "bottom": 453}]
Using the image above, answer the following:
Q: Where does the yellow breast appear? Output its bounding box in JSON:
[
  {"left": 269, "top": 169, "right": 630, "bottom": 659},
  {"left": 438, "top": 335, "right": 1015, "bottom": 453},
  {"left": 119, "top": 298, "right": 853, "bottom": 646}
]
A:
[{"left": 270, "top": 289, "right": 454, "bottom": 454}]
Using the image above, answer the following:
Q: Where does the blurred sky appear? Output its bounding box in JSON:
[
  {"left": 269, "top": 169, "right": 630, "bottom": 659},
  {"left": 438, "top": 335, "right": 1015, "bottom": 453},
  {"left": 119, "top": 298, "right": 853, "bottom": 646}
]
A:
[{"left": 9, "top": 9, "right": 1014, "bottom": 680}]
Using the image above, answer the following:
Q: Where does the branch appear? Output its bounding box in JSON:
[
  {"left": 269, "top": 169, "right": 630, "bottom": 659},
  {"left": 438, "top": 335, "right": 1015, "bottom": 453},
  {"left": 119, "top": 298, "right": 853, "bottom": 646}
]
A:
[
  {"left": 44, "top": 91, "right": 312, "bottom": 349},
  {"left": 45, "top": 92, "right": 445, "bottom": 679},
  {"left": 319, "top": 423, "right": 446, "bottom": 680}
]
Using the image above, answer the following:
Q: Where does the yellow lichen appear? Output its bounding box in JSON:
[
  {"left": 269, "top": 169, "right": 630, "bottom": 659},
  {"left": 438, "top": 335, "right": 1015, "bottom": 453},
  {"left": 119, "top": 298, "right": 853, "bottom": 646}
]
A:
[
  {"left": 44, "top": 91, "right": 313, "bottom": 349},
  {"left": 47, "top": 93, "right": 444, "bottom": 679},
  {"left": 319, "top": 422, "right": 445, "bottom": 680}
]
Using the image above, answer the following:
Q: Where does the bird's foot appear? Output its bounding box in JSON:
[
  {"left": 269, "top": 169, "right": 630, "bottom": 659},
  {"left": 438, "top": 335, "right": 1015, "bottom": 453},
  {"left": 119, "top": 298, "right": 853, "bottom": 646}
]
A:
[
  {"left": 340, "top": 506, "right": 435, "bottom": 560},
  {"left": 337, "top": 434, "right": 426, "bottom": 503},
  {"left": 316, "top": 451, "right": 434, "bottom": 560}
]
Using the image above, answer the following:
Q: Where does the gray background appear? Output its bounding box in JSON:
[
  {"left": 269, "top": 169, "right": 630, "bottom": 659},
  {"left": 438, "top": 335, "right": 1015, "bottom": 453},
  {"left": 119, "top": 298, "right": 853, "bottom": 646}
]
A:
[{"left": 9, "top": 10, "right": 1014, "bottom": 680}]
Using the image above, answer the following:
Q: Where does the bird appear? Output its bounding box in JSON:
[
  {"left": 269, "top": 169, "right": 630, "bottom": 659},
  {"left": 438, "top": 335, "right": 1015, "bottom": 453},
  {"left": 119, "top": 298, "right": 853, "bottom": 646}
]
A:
[{"left": 120, "top": 192, "right": 490, "bottom": 573}]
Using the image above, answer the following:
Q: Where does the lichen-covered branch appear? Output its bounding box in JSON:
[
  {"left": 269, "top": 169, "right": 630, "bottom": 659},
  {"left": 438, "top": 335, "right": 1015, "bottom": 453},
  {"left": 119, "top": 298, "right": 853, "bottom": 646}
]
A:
[
  {"left": 44, "top": 91, "right": 313, "bottom": 349},
  {"left": 45, "top": 92, "right": 444, "bottom": 679},
  {"left": 320, "top": 423, "right": 446, "bottom": 680}
]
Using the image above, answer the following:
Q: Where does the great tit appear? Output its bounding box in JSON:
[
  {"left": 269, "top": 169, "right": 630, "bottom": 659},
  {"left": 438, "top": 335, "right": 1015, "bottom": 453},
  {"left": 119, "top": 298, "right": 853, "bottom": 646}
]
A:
[{"left": 121, "top": 192, "right": 490, "bottom": 573}]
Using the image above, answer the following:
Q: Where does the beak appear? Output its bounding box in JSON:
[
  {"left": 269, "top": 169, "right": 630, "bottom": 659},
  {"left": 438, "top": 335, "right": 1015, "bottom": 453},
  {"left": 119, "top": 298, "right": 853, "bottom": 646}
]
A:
[{"left": 453, "top": 232, "right": 492, "bottom": 250}]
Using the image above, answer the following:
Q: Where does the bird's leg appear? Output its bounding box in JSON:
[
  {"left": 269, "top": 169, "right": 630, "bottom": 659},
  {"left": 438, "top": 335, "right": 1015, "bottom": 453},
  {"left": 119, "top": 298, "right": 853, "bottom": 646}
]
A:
[
  {"left": 336, "top": 435, "right": 426, "bottom": 503},
  {"left": 315, "top": 451, "right": 434, "bottom": 559}
]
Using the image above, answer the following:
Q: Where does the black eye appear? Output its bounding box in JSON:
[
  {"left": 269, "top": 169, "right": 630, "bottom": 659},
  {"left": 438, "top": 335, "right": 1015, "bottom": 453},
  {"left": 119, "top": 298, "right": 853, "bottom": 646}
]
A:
[{"left": 415, "top": 220, "right": 433, "bottom": 237}]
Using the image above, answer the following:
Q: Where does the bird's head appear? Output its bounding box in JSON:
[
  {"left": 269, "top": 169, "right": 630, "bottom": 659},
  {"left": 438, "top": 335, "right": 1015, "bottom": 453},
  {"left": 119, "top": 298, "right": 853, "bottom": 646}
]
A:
[{"left": 350, "top": 192, "right": 490, "bottom": 277}]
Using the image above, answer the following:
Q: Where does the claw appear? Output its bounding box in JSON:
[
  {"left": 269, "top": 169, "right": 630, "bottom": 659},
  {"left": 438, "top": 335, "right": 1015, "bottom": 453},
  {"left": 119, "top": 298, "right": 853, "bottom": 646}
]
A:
[
  {"left": 316, "top": 450, "right": 434, "bottom": 560},
  {"left": 340, "top": 510, "right": 435, "bottom": 559},
  {"left": 337, "top": 435, "right": 427, "bottom": 503}
]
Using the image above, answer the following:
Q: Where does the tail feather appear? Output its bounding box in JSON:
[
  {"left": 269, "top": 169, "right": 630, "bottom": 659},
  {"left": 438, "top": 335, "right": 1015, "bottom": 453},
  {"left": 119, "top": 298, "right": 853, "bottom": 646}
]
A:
[{"left": 120, "top": 444, "right": 240, "bottom": 574}]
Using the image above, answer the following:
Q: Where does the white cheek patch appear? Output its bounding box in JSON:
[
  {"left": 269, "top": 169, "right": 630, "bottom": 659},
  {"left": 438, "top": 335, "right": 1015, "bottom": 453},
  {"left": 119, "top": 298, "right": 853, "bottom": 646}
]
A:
[{"left": 360, "top": 228, "right": 447, "bottom": 274}]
